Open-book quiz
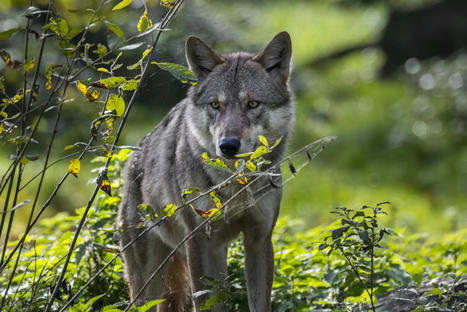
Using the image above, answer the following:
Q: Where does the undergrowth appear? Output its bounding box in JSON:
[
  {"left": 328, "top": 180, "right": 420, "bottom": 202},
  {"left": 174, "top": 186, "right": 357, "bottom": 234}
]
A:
[{"left": 0, "top": 150, "right": 465, "bottom": 311}]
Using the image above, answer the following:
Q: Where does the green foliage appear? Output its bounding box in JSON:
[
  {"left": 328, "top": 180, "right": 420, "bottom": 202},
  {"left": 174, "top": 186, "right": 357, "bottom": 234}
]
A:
[
  {"left": 1, "top": 151, "right": 465, "bottom": 311},
  {"left": 152, "top": 62, "right": 197, "bottom": 84},
  {"left": 196, "top": 214, "right": 466, "bottom": 311},
  {"left": 0, "top": 150, "right": 130, "bottom": 311}
]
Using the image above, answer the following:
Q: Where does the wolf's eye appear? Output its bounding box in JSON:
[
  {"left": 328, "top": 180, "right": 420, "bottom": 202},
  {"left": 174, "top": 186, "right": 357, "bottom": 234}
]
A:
[
  {"left": 247, "top": 101, "right": 260, "bottom": 109},
  {"left": 210, "top": 101, "right": 220, "bottom": 109}
]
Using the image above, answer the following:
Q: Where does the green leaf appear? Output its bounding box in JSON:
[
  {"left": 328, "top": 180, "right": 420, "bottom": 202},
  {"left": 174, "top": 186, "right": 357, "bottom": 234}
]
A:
[
  {"left": 43, "top": 17, "right": 69, "bottom": 37},
  {"left": 127, "top": 47, "right": 152, "bottom": 70},
  {"left": 82, "top": 293, "right": 105, "bottom": 309},
  {"left": 152, "top": 62, "right": 197, "bottom": 83},
  {"left": 270, "top": 136, "right": 282, "bottom": 149},
  {"left": 331, "top": 225, "right": 350, "bottom": 240},
  {"left": 181, "top": 187, "right": 200, "bottom": 204},
  {"left": 0, "top": 27, "right": 22, "bottom": 39},
  {"left": 45, "top": 64, "right": 61, "bottom": 90},
  {"left": 24, "top": 57, "right": 35, "bottom": 73},
  {"left": 104, "top": 21, "right": 125, "bottom": 41},
  {"left": 201, "top": 152, "right": 230, "bottom": 172},
  {"left": 107, "top": 94, "right": 125, "bottom": 117},
  {"left": 112, "top": 0, "right": 133, "bottom": 11},
  {"left": 118, "top": 42, "right": 144, "bottom": 51},
  {"left": 137, "top": 203, "right": 154, "bottom": 220},
  {"left": 121, "top": 79, "right": 139, "bottom": 91},
  {"left": 162, "top": 203, "right": 176, "bottom": 217},
  {"left": 137, "top": 299, "right": 166, "bottom": 312},
  {"left": 423, "top": 288, "right": 444, "bottom": 296},
  {"left": 93, "top": 43, "right": 108, "bottom": 57},
  {"left": 91, "top": 76, "right": 127, "bottom": 89},
  {"left": 358, "top": 230, "right": 371, "bottom": 245}
]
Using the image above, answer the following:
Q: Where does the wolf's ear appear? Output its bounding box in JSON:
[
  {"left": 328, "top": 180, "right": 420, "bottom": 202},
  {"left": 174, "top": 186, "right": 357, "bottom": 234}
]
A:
[
  {"left": 186, "top": 36, "right": 224, "bottom": 80},
  {"left": 253, "top": 31, "right": 292, "bottom": 84}
]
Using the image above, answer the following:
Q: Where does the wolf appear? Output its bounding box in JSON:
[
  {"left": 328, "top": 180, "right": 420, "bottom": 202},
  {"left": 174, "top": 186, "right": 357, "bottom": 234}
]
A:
[{"left": 117, "top": 31, "right": 294, "bottom": 312}]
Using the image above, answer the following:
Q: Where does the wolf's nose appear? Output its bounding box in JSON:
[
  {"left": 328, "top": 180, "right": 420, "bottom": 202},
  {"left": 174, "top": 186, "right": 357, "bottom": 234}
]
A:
[{"left": 219, "top": 138, "right": 241, "bottom": 157}]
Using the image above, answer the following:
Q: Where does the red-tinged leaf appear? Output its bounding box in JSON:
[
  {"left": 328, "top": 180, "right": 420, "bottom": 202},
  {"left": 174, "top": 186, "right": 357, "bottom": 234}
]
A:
[
  {"left": 236, "top": 173, "right": 248, "bottom": 185},
  {"left": 96, "top": 169, "right": 111, "bottom": 196},
  {"left": 100, "top": 179, "right": 111, "bottom": 196},
  {"left": 194, "top": 207, "right": 220, "bottom": 219}
]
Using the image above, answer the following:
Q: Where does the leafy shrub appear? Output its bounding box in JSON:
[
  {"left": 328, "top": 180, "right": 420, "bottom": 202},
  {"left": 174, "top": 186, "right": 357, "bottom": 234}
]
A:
[{"left": 1, "top": 150, "right": 465, "bottom": 311}]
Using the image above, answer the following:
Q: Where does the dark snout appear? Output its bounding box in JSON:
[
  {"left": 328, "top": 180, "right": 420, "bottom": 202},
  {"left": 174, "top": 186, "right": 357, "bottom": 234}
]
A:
[{"left": 219, "top": 138, "right": 241, "bottom": 157}]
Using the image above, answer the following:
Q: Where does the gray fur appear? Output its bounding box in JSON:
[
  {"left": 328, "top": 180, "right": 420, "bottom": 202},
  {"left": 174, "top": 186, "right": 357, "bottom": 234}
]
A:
[{"left": 118, "top": 31, "right": 295, "bottom": 312}]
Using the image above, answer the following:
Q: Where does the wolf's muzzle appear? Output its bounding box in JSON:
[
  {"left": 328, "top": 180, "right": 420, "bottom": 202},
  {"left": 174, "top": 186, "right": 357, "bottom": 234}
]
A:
[{"left": 219, "top": 138, "right": 241, "bottom": 157}]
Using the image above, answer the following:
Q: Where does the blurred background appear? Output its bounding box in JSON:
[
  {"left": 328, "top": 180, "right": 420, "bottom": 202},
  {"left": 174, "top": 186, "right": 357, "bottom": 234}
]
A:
[{"left": 1, "top": 0, "right": 466, "bottom": 237}]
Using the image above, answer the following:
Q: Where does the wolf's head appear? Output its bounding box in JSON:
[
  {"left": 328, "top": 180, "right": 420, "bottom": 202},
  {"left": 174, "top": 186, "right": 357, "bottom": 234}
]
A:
[{"left": 185, "top": 32, "right": 295, "bottom": 160}]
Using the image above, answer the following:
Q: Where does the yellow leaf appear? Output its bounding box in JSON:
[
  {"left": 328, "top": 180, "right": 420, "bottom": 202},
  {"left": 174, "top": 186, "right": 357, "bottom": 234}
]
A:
[
  {"left": 97, "top": 67, "right": 110, "bottom": 73},
  {"left": 235, "top": 152, "right": 252, "bottom": 158},
  {"left": 258, "top": 135, "right": 268, "bottom": 148},
  {"left": 112, "top": 0, "right": 133, "bottom": 11},
  {"left": 160, "top": 0, "right": 176, "bottom": 8},
  {"left": 250, "top": 146, "right": 268, "bottom": 160},
  {"left": 246, "top": 160, "right": 256, "bottom": 172},
  {"left": 209, "top": 191, "right": 222, "bottom": 209},
  {"left": 137, "top": 10, "right": 152, "bottom": 32},
  {"left": 86, "top": 89, "right": 100, "bottom": 102},
  {"left": 76, "top": 80, "right": 88, "bottom": 96},
  {"left": 142, "top": 47, "right": 152, "bottom": 59},
  {"left": 201, "top": 152, "right": 230, "bottom": 171},
  {"left": 0, "top": 111, "right": 6, "bottom": 118},
  {"left": 0, "top": 122, "right": 3, "bottom": 134},
  {"left": 162, "top": 203, "right": 176, "bottom": 217},
  {"left": 68, "top": 158, "right": 80, "bottom": 177}
]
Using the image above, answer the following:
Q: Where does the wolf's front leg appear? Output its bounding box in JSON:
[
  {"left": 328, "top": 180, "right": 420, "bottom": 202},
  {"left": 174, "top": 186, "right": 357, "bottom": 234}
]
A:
[
  {"left": 243, "top": 232, "right": 274, "bottom": 312},
  {"left": 186, "top": 235, "right": 227, "bottom": 312}
]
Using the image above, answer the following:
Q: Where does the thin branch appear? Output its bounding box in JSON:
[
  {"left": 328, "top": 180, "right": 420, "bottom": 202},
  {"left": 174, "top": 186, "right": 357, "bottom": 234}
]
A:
[{"left": 44, "top": 1, "right": 185, "bottom": 310}]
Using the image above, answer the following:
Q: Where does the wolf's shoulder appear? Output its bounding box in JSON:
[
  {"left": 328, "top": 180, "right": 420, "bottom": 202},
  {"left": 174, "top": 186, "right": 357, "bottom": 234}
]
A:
[{"left": 138, "top": 98, "right": 189, "bottom": 149}]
